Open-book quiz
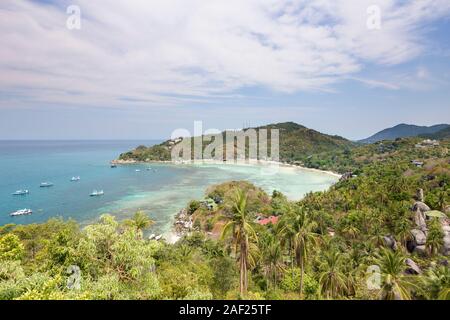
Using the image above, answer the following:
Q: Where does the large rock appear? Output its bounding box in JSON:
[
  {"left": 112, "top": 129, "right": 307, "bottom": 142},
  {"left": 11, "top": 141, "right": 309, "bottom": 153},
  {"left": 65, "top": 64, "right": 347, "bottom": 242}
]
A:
[
  {"left": 414, "top": 245, "right": 427, "bottom": 256},
  {"left": 412, "top": 201, "right": 431, "bottom": 213},
  {"left": 412, "top": 201, "right": 430, "bottom": 230},
  {"left": 416, "top": 189, "right": 424, "bottom": 202},
  {"left": 414, "top": 211, "right": 427, "bottom": 231},
  {"left": 383, "top": 235, "right": 398, "bottom": 251},
  {"left": 444, "top": 205, "right": 450, "bottom": 215},
  {"left": 411, "top": 229, "right": 427, "bottom": 246},
  {"left": 405, "top": 258, "right": 422, "bottom": 275},
  {"left": 442, "top": 225, "right": 450, "bottom": 234},
  {"left": 443, "top": 234, "right": 450, "bottom": 256}
]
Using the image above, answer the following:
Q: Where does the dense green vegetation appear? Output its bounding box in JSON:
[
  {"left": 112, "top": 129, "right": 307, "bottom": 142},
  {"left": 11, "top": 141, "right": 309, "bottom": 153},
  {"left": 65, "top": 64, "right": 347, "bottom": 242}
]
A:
[
  {"left": 118, "top": 122, "right": 354, "bottom": 163},
  {"left": 1, "top": 131, "right": 449, "bottom": 300}
]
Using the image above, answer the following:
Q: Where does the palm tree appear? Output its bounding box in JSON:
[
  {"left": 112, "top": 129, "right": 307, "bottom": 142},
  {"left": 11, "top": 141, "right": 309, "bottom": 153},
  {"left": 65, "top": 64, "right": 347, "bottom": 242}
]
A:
[
  {"left": 426, "top": 219, "right": 444, "bottom": 256},
  {"left": 421, "top": 265, "right": 450, "bottom": 300},
  {"left": 437, "top": 189, "right": 447, "bottom": 212},
  {"left": 125, "top": 210, "right": 154, "bottom": 238},
  {"left": 341, "top": 225, "right": 360, "bottom": 240},
  {"left": 221, "top": 189, "right": 258, "bottom": 296},
  {"left": 374, "top": 249, "right": 417, "bottom": 300},
  {"left": 280, "top": 207, "right": 319, "bottom": 297},
  {"left": 260, "top": 234, "right": 284, "bottom": 289},
  {"left": 394, "top": 219, "right": 413, "bottom": 250},
  {"left": 318, "top": 250, "right": 348, "bottom": 299}
]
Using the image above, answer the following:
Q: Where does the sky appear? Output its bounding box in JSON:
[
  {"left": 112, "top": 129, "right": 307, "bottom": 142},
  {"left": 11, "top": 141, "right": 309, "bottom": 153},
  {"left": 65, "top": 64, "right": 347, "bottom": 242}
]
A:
[{"left": 1, "top": 0, "right": 450, "bottom": 140}]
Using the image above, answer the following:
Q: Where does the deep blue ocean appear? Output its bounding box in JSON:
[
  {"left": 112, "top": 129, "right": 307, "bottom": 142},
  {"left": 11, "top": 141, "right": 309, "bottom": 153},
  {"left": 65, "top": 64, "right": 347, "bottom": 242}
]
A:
[
  {"left": 0, "top": 140, "right": 338, "bottom": 236},
  {"left": 0, "top": 140, "right": 159, "bottom": 225}
]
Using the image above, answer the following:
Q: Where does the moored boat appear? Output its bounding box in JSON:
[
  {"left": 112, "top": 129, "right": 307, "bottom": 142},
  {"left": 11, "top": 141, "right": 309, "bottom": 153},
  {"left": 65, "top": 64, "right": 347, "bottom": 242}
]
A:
[
  {"left": 90, "top": 190, "right": 104, "bottom": 197},
  {"left": 40, "top": 182, "right": 54, "bottom": 187},
  {"left": 70, "top": 176, "right": 80, "bottom": 181},
  {"left": 12, "top": 190, "right": 29, "bottom": 196},
  {"left": 10, "top": 208, "right": 32, "bottom": 216}
]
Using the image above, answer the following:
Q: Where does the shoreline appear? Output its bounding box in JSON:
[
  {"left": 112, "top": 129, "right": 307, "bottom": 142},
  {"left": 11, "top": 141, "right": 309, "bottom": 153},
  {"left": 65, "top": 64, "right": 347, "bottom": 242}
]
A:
[
  {"left": 112, "top": 158, "right": 342, "bottom": 244},
  {"left": 111, "top": 158, "right": 342, "bottom": 179}
]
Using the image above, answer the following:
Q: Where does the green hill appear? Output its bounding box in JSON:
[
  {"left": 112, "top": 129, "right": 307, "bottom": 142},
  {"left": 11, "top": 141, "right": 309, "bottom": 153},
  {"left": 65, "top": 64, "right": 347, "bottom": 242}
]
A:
[{"left": 118, "top": 122, "right": 354, "bottom": 163}]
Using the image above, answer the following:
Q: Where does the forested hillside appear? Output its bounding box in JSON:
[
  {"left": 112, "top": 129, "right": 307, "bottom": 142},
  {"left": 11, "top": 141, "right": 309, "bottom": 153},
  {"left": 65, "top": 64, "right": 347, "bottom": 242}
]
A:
[
  {"left": 1, "top": 137, "right": 448, "bottom": 300},
  {"left": 118, "top": 122, "right": 354, "bottom": 163}
]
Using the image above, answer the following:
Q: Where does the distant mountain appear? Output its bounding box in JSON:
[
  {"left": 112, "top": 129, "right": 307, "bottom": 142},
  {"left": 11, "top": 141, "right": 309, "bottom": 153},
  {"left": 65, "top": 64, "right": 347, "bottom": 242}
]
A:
[
  {"left": 118, "top": 122, "right": 354, "bottom": 162},
  {"left": 419, "top": 126, "right": 450, "bottom": 140},
  {"left": 359, "top": 123, "right": 450, "bottom": 144}
]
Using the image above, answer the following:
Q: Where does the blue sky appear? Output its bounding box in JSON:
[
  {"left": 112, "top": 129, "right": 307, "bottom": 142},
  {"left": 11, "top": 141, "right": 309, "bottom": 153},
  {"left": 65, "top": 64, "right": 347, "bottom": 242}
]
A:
[{"left": 1, "top": 0, "right": 450, "bottom": 140}]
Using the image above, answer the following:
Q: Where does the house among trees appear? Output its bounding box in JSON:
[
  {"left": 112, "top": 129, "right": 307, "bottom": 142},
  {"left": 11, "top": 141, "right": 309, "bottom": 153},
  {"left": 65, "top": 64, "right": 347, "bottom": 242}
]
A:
[
  {"left": 256, "top": 216, "right": 279, "bottom": 226},
  {"left": 415, "top": 139, "right": 440, "bottom": 148}
]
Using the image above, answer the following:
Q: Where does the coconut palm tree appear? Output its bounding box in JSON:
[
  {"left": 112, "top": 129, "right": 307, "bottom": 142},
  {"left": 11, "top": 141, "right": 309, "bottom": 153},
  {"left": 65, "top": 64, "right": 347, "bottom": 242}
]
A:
[
  {"left": 374, "top": 248, "right": 417, "bottom": 300},
  {"left": 221, "top": 188, "right": 258, "bottom": 296},
  {"left": 421, "top": 265, "right": 450, "bottom": 300},
  {"left": 125, "top": 210, "right": 154, "bottom": 238},
  {"left": 394, "top": 219, "right": 413, "bottom": 250},
  {"left": 318, "top": 250, "right": 348, "bottom": 299},
  {"left": 260, "top": 234, "right": 284, "bottom": 289},
  {"left": 280, "top": 207, "right": 319, "bottom": 297}
]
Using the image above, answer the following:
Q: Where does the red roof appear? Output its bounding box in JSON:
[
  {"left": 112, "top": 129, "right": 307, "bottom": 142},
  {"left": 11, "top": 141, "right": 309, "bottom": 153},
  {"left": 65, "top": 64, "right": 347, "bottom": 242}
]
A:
[{"left": 258, "top": 216, "right": 279, "bottom": 226}]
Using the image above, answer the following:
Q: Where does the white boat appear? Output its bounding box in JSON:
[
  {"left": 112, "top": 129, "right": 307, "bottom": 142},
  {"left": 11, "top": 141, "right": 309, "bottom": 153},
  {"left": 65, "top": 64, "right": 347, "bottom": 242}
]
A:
[
  {"left": 135, "top": 169, "right": 141, "bottom": 172},
  {"left": 146, "top": 167, "right": 152, "bottom": 171},
  {"left": 40, "top": 182, "right": 53, "bottom": 188},
  {"left": 111, "top": 163, "right": 117, "bottom": 168},
  {"left": 90, "top": 190, "right": 104, "bottom": 197},
  {"left": 155, "top": 234, "right": 163, "bottom": 241},
  {"left": 10, "top": 208, "right": 32, "bottom": 216},
  {"left": 12, "top": 190, "right": 29, "bottom": 196},
  {"left": 70, "top": 176, "right": 80, "bottom": 181}
]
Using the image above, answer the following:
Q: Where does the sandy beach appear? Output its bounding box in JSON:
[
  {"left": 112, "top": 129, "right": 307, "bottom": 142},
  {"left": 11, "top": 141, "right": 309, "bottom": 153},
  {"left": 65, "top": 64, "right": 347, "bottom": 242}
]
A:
[{"left": 111, "top": 158, "right": 342, "bottom": 179}]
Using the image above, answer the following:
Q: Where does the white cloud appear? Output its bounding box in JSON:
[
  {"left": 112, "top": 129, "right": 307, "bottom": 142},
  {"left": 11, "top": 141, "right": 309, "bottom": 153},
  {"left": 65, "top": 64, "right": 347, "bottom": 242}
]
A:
[{"left": 0, "top": 0, "right": 449, "bottom": 108}]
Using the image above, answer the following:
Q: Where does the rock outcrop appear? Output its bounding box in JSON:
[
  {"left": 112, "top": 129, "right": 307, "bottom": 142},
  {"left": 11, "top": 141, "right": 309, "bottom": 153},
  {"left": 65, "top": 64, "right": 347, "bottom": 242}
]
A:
[
  {"left": 412, "top": 201, "right": 430, "bottom": 232},
  {"left": 411, "top": 229, "right": 427, "bottom": 246},
  {"left": 405, "top": 258, "right": 422, "bottom": 275},
  {"left": 383, "top": 235, "right": 398, "bottom": 251},
  {"left": 408, "top": 195, "right": 449, "bottom": 256},
  {"left": 416, "top": 188, "right": 424, "bottom": 202},
  {"left": 442, "top": 221, "right": 450, "bottom": 256}
]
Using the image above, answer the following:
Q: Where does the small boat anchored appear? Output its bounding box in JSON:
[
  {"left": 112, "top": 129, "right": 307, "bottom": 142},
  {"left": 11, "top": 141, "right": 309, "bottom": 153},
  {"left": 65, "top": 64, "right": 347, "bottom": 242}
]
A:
[
  {"left": 12, "top": 190, "right": 29, "bottom": 196},
  {"left": 90, "top": 190, "right": 104, "bottom": 197},
  {"left": 70, "top": 176, "right": 80, "bottom": 182},
  {"left": 40, "top": 182, "right": 54, "bottom": 188},
  {"left": 10, "top": 208, "right": 32, "bottom": 216},
  {"left": 111, "top": 163, "right": 117, "bottom": 168}
]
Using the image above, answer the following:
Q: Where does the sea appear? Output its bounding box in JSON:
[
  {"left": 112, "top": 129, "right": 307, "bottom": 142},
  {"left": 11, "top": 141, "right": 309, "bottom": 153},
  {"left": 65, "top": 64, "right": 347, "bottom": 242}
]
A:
[{"left": 0, "top": 140, "right": 339, "bottom": 236}]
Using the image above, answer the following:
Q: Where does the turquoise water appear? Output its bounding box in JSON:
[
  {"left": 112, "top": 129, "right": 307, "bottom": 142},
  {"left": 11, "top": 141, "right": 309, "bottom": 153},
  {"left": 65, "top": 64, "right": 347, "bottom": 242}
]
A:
[{"left": 0, "top": 141, "right": 338, "bottom": 234}]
